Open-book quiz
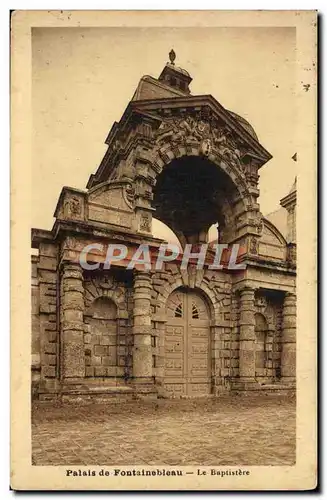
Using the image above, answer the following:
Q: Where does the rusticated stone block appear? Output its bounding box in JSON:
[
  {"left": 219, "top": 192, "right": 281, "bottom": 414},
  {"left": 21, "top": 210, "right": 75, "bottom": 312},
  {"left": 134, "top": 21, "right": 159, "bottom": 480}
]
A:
[
  {"left": 92, "top": 356, "right": 101, "bottom": 366},
  {"left": 45, "top": 331, "right": 57, "bottom": 343},
  {"left": 85, "top": 366, "right": 94, "bottom": 377},
  {"left": 38, "top": 256, "right": 57, "bottom": 271},
  {"left": 62, "top": 330, "right": 85, "bottom": 378},
  {"left": 44, "top": 321, "right": 57, "bottom": 331},
  {"left": 62, "top": 320, "right": 84, "bottom": 332},
  {"left": 63, "top": 309, "right": 83, "bottom": 323},
  {"left": 44, "top": 342, "right": 57, "bottom": 354},
  {"left": 43, "top": 366, "right": 56, "bottom": 378},
  {"left": 94, "top": 345, "right": 108, "bottom": 356},
  {"left": 45, "top": 354, "right": 56, "bottom": 366},
  {"left": 119, "top": 356, "right": 126, "bottom": 366},
  {"left": 102, "top": 356, "right": 112, "bottom": 366},
  {"left": 38, "top": 270, "right": 57, "bottom": 284},
  {"left": 39, "top": 286, "right": 57, "bottom": 313},
  {"left": 63, "top": 279, "right": 84, "bottom": 293},
  {"left": 220, "top": 368, "right": 230, "bottom": 377},
  {"left": 116, "top": 366, "right": 124, "bottom": 376},
  {"left": 62, "top": 292, "right": 84, "bottom": 310},
  {"left": 39, "top": 243, "right": 58, "bottom": 258},
  {"left": 106, "top": 366, "right": 117, "bottom": 376},
  {"left": 94, "top": 366, "right": 107, "bottom": 377}
]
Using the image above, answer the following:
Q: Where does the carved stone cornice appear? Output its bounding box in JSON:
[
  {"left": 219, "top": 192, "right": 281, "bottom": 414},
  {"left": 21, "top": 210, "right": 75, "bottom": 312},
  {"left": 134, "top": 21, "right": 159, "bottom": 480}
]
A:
[{"left": 87, "top": 96, "right": 272, "bottom": 190}]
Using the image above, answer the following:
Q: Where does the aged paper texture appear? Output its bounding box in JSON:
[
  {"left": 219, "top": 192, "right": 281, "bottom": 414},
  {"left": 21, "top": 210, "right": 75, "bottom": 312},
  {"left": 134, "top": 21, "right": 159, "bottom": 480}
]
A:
[{"left": 11, "top": 10, "right": 317, "bottom": 491}]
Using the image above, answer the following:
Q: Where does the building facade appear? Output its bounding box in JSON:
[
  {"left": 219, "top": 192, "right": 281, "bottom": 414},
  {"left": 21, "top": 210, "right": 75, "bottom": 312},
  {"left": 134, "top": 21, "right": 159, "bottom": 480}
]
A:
[{"left": 31, "top": 54, "right": 296, "bottom": 402}]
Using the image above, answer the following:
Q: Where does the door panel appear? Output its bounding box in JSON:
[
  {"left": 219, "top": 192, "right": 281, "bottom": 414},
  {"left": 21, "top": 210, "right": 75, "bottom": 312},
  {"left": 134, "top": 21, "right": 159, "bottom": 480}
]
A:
[{"left": 165, "top": 289, "right": 211, "bottom": 397}]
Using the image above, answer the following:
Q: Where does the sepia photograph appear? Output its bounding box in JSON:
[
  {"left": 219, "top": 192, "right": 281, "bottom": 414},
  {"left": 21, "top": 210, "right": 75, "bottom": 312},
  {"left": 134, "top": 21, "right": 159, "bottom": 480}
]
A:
[{"left": 11, "top": 10, "right": 317, "bottom": 490}]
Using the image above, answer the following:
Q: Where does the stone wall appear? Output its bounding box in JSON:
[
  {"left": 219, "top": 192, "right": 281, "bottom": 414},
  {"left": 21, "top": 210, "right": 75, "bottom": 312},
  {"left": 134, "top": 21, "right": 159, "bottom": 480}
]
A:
[
  {"left": 31, "top": 250, "right": 295, "bottom": 400},
  {"left": 31, "top": 255, "right": 40, "bottom": 396},
  {"left": 36, "top": 243, "right": 60, "bottom": 399},
  {"left": 254, "top": 290, "right": 284, "bottom": 382}
]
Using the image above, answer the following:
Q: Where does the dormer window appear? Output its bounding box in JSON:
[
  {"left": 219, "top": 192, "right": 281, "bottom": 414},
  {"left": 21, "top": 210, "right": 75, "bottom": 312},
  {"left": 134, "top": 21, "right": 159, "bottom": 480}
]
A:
[{"left": 170, "top": 77, "right": 177, "bottom": 87}]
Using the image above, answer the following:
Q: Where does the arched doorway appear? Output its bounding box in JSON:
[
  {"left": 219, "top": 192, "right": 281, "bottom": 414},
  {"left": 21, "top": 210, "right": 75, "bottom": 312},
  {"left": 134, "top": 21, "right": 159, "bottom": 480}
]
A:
[{"left": 164, "top": 288, "right": 211, "bottom": 397}]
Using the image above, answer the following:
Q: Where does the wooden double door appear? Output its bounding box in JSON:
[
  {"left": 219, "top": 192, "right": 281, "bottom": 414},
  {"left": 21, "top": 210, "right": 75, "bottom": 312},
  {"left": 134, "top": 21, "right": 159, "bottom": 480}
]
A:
[{"left": 164, "top": 289, "right": 211, "bottom": 398}]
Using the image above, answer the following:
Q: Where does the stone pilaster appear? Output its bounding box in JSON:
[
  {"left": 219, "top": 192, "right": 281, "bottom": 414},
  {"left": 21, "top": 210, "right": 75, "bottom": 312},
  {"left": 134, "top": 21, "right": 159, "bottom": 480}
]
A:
[
  {"left": 61, "top": 263, "right": 85, "bottom": 378},
  {"left": 239, "top": 287, "right": 256, "bottom": 380},
  {"left": 132, "top": 270, "right": 154, "bottom": 393},
  {"left": 281, "top": 292, "right": 296, "bottom": 382}
]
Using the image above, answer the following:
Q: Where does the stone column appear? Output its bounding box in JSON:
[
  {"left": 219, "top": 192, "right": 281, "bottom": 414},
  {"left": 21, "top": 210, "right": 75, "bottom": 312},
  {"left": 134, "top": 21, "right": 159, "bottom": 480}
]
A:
[
  {"left": 61, "top": 263, "right": 85, "bottom": 378},
  {"left": 132, "top": 270, "right": 154, "bottom": 391},
  {"left": 281, "top": 292, "right": 296, "bottom": 382},
  {"left": 239, "top": 287, "right": 256, "bottom": 380}
]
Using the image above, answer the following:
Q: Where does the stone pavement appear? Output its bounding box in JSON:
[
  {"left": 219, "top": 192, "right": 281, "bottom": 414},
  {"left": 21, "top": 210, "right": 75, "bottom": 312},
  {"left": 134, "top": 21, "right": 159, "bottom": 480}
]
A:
[{"left": 32, "top": 395, "right": 296, "bottom": 466}]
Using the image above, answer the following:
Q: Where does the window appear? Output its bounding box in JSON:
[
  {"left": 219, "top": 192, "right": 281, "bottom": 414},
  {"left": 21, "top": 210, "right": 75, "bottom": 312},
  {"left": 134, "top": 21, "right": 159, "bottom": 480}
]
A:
[
  {"left": 192, "top": 303, "right": 199, "bottom": 319},
  {"left": 175, "top": 303, "right": 183, "bottom": 318}
]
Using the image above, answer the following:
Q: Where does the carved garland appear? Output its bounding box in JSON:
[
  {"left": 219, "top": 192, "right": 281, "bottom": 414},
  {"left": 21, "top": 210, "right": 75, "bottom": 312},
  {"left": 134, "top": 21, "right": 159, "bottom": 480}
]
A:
[{"left": 154, "top": 114, "right": 250, "bottom": 172}]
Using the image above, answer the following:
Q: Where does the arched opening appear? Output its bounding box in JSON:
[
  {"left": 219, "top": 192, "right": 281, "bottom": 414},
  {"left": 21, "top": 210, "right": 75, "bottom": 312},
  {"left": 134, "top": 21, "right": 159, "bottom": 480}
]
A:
[
  {"left": 164, "top": 286, "right": 212, "bottom": 398},
  {"left": 255, "top": 313, "right": 268, "bottom": 379},
  {"left": 85, "top": 297, "right": 119, "bottom": 378},
  {"left": 152, "top": 155, "right": 241, "bottom": 247},
  {"left": 152, "top": 218, "right": 181, "bottom": 246},
  {"left": 208, "top": 223, "right": 220, "bottom": 243}
]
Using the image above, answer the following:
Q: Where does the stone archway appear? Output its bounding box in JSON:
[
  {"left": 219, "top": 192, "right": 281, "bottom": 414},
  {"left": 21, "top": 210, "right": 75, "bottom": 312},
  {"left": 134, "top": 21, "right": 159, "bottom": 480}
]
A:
[
  {"left": 164, "top": 287, "right": 212, "bottom": 398},
  {"left": 151, "top": 152, "right": 251, "bottom": 247}
]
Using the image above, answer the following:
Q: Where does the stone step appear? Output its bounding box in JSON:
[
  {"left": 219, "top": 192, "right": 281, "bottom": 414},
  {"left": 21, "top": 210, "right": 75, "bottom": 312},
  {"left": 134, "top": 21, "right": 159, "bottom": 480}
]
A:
[
  {"left": 60, "top": 392, "right": 135, "bottom": 404},
  {"left": 230, "top": 381, "right": 295, "bottom": 397},
  {"left": 60, "top": 383, "right": 134, "bottom": 395}
]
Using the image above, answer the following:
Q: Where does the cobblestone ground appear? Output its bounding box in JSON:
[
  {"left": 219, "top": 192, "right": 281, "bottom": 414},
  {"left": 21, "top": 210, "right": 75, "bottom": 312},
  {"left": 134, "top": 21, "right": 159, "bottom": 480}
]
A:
[{"left": 32, "top": 395, "right": 296, "bottom": 466}]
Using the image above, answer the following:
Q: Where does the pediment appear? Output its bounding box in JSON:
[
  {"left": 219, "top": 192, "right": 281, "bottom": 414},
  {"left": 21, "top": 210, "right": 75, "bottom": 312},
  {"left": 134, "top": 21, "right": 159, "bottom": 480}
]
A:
[{"left": 87, "top": 95, "right": 272, "bottom": 190}]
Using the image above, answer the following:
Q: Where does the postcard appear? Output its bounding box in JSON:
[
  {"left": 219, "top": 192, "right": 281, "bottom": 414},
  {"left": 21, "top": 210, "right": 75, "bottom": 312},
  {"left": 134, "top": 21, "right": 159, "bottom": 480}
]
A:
[{"left": 11, "top": 9, "right": 317, "bottom": 490}]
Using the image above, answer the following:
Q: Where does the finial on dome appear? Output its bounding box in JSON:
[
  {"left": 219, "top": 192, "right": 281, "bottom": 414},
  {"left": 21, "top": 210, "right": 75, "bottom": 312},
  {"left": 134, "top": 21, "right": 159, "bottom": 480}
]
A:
[{"left": 169, "top": 49, "right": 176, "bottom": 65}]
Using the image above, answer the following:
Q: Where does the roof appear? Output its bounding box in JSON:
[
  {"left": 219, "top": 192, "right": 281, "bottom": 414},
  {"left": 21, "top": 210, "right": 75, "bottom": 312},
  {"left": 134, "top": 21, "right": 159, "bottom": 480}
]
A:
[
  {"left": 132, "top": 75, "right": 259, "bottom": 141},
  {"left": 163, "top": 62, "right": 191, "bottom": 77},
  {"left": 289, "top": 176, "right": 297, "bottom": 194},
  {"left": 132, "top": 75, "right": 188, "bottom": 101},
  {"left": 280, "top": 177, "right": 297, "bottom": 209},
  {"left": 265, "top": 207, "right": 288, "bottom": 239},
  {"left": 228, "top": 111, "right": 258, "bottom": 141}
]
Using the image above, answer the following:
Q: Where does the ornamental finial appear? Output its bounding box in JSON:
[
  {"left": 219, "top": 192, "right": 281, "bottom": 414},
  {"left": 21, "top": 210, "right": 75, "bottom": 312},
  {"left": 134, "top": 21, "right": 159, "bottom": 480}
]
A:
[{"left": 169, "top": 49, "right": 176, "bottom": 65}]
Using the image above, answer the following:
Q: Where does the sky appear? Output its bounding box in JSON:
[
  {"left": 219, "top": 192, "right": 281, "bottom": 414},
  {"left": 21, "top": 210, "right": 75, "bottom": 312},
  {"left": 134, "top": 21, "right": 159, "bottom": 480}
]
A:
[{"left": 32, "top": 26, "right": 297, "bottom": 240}]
